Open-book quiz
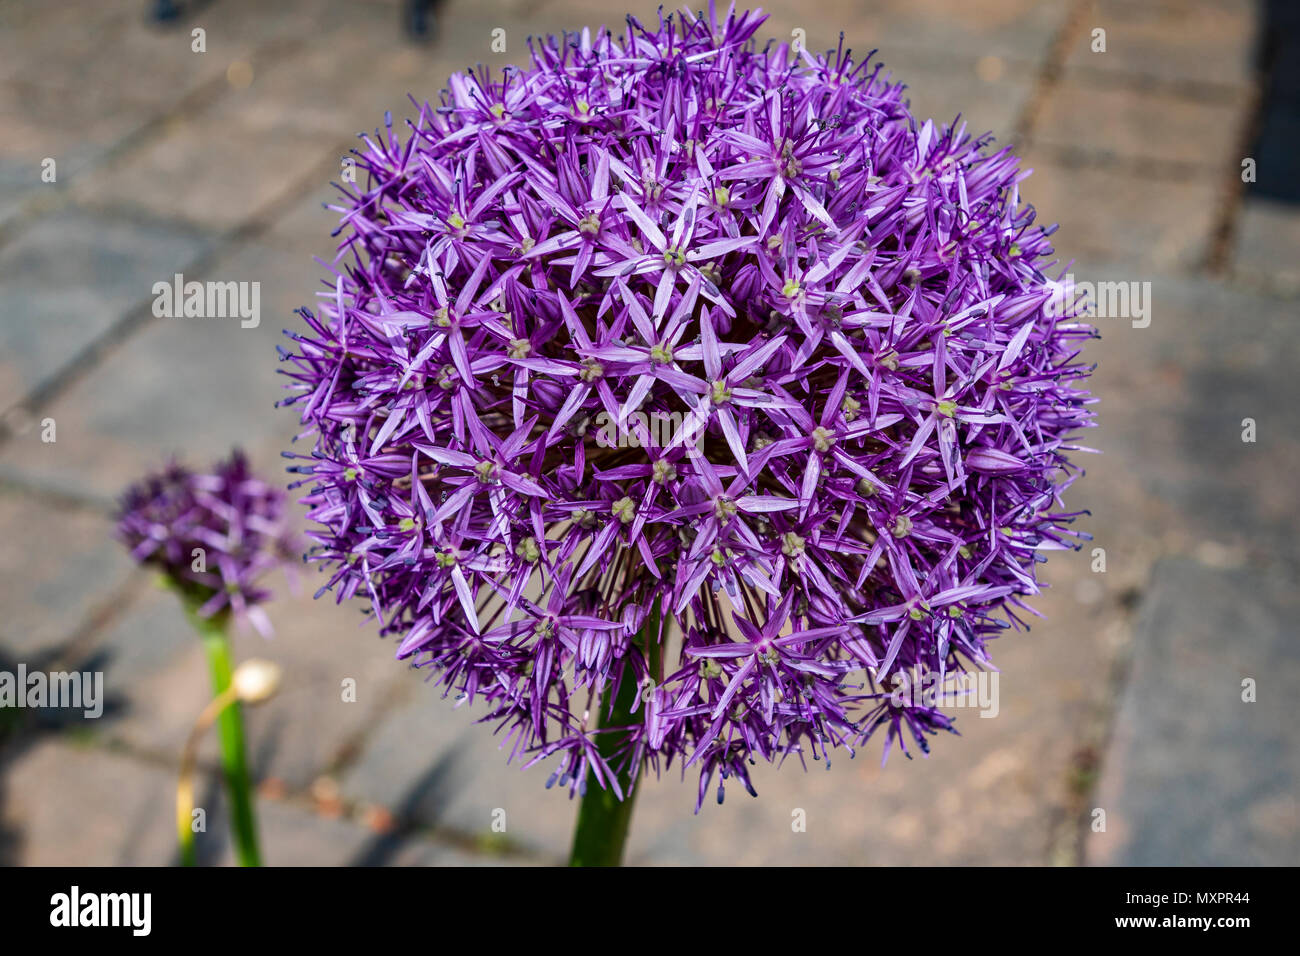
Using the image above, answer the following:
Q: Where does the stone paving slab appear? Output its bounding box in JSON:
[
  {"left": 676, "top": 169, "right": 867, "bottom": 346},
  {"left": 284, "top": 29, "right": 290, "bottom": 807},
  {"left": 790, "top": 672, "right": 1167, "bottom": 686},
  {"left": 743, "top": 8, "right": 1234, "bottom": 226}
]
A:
[
  {"left": 86, "top": 579, "right": 405, "bottom": 792},
  {"left": 0, "top": 1, "right": 124, "bottom": 87},
  {"left": 0, "top": 493, "right": 137, "bottom": 658},
  {"left": 76, "top": 580, "right": 208, "bottom": 756},
  {"left": 0, "top": 79, "right": 156, "bottom": 221},
  {"left": 23, "top": 486, "right": 419, "bottom": 794},
  {"left": 1, "top": 739, "right": 188, "bottom": 866},
  {"left": 70, "top": 112, "right": 343, "bottom": 232},
  {"left": 860, "top": 43, "right": 1036, "bottom": 144},
  {"left": 1030, "top": 268, "right": 1300, "bottom": 649},
  {"left": 0, "top": 241, "right": 316, "bottom": 504},
  {"left": 0, "top": 208, "right": 213, "bottom": 414},
  {"left": 1033, "top": 78, "right": 1249, "bottom": 174},
  {"left": 1085, "top": 274, "right": 1300, "bottom": 564},
  {"left": 1063, "top": 0, "right": 1258, "bottom": 93},
  {"left": 1086, "top": 557, "right": 1300, "bottom": 866},
  {"left": 0, "top": 737, "right": 484, "bottom": 865},
  {"left": 1064, "top": 268, "right": 1300, "bottom": 865},
  {"left": 0, "top": 0, "right": 341, "bottom": 108},
  {"left": 199, "top": 12, "right": 440, "bottom": 139},
  {"left": 1017, "top": 151, "right": 1223, "bottom": 272},
  {"left": 375, "top": 833, "right": 523, "bottom": 865},
  {"left": 237, "top": 592, "right": 409, "bottom": 791},
  {"left": 1233, "top": 196, "right": 1300, "bottom": 294},
  {"left": 338, "top": 666, "right": 582, "bottom": 860},
  {"left": 261, "top": 179, "right": 351, "bottom": 261}
]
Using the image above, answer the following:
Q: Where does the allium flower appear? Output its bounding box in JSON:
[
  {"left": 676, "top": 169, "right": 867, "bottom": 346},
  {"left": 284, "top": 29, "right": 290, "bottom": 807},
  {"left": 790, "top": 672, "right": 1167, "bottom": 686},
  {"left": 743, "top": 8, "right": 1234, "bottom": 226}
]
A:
[
  {"left": 117, "top": 450, "right": 295, "bottom": 635},
  {"left": 281, "top": 3, "right": 1094, "bottom": 811}
]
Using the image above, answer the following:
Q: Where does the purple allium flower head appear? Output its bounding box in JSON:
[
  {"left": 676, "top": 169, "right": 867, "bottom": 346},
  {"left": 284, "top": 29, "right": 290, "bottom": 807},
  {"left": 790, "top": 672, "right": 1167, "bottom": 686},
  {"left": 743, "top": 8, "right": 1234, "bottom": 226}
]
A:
[
  {"left": 117, "top": 450, "right": 296, "bottom": 635},
  {"left": 281, "top": 3, "right": 1094, "bottom": 809}
]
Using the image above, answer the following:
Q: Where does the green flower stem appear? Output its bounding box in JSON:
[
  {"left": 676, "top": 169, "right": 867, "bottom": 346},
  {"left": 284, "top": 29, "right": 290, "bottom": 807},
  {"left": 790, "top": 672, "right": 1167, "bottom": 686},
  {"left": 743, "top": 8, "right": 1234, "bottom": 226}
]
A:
[
  {"left": 184, "top": 601, "right": 262, "bottom": 867},
  {"left": 178, "top": 801, "right": 197, "bottom": 868},
  {"left": 569, "top": 607, "right": 660, "bottom": 867}
]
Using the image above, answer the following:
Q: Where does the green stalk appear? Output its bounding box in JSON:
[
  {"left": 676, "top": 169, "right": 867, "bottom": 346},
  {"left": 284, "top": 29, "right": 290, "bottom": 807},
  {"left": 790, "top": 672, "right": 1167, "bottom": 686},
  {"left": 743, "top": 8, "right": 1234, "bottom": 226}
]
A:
[
  {"left": 569, "top": 608, "right": 660, "bottom": 867},
  {"left": 179, "top": 815, "right": 197, "bottom": 868},
  {"left": 184, "top": 601, "right": 262, "bottom": 867}
]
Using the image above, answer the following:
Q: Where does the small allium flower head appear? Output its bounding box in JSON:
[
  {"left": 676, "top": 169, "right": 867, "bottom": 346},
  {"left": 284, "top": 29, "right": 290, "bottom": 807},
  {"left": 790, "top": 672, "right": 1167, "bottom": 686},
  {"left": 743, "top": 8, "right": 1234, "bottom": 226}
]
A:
[
  {"left": 117, "top": 451, "right": 295, "bottom": 635},
  {"left": 282, "top": 3, "right": 1094, "bottom": 809}
]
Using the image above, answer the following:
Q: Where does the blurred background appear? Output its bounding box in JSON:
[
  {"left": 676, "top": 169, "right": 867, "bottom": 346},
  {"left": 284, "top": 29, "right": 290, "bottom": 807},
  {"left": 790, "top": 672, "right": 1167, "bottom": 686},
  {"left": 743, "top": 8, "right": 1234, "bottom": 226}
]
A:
[{"left": 1, "top": 0, "right": 1296, "bottom": 866}]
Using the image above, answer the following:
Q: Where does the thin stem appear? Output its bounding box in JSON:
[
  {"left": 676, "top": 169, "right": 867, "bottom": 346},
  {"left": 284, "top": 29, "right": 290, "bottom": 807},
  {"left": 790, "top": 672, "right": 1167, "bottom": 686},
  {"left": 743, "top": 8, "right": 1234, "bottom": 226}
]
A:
[
  {"left": 176, "top": 684, "right": 238, "bottom": 867},
  {"left": 184, "top": 602, "right": 262, "bottom": 867},
  {"left": 569, "top": 606, "right": 659, "bottom": 867},
  {"left": 177, "top": 774, "right": 197, "bottom": 867}
]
